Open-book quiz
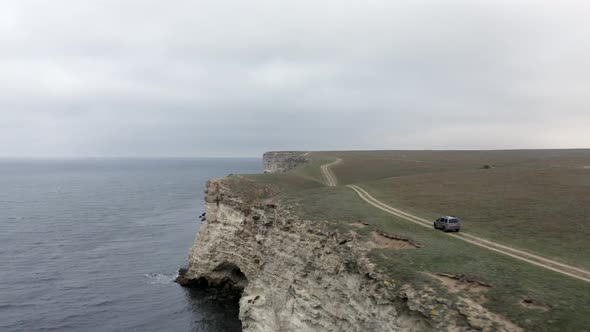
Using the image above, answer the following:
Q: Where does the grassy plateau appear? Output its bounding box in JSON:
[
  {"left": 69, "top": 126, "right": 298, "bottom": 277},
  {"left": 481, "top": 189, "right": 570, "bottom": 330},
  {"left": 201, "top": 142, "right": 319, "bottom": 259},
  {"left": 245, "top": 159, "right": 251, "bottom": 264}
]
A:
[{"left": 236, "top": 149, "right": 590, "bottom": 331}]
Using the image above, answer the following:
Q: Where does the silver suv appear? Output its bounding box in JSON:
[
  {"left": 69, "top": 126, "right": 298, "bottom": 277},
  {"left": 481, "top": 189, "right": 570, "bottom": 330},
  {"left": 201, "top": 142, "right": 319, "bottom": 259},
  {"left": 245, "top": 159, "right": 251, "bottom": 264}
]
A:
[{"left": 433, "top": 216, "right": 460, "bottom": 232}]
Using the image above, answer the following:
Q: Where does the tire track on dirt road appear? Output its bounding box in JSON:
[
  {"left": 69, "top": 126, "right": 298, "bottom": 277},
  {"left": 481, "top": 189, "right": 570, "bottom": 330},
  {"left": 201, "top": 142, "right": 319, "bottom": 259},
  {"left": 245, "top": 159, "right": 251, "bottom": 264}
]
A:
[{"left": 320, "top": 158, "right": 342, "bottom": 187}]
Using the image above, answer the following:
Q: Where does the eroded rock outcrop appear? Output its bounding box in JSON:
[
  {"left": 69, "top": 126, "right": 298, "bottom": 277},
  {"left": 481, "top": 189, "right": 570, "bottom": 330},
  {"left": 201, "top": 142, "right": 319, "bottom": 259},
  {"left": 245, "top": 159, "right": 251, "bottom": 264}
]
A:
[
  {"left": 178, "top": 178, "right": 522, "bottom": 332},
  {"left": 263, "top": 151, "right": 309, "bottom": 173}
]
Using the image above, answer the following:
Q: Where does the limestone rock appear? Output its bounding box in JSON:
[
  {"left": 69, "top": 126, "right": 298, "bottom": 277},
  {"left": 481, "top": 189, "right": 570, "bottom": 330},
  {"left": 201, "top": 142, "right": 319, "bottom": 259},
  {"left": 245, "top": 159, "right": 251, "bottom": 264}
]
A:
[{"left": 263, "top": 152, "right": 309, "bottom": 173}]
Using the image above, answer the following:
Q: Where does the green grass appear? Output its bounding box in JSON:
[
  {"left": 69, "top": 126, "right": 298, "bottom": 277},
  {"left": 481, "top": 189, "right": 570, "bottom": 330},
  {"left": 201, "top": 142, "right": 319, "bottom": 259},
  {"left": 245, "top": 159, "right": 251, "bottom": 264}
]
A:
[
  {"left": 290, "top": 152, "right": 334, "bottom": 184},
  {"left": 302, "top": 150, "right": 590, "bottom": 269},
  {"left": 315, "top": 149, "right": 590, "bottom": 185},
  {"left": 360, "top": 164, "right": 590, "bottom": 269}
]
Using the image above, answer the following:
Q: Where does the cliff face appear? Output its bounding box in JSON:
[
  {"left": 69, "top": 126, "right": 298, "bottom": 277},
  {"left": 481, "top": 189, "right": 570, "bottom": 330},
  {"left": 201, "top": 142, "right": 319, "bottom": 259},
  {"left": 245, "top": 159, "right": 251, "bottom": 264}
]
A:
[
  {"left": 262, "top": 152, "right": 309, "bottom": 173},
  {"left": 177, "top": 157, "right": 522, "bottom": 331},
  {"left": 179, "top": 179, "right": 431, "bottom": 331}
]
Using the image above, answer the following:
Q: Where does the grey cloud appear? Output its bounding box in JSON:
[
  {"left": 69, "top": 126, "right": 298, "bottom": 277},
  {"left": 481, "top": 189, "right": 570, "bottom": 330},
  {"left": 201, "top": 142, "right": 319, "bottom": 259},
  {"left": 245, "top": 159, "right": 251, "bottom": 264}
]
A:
[{"left": 1, "top": 0, "right": 589, "bottom": 157}]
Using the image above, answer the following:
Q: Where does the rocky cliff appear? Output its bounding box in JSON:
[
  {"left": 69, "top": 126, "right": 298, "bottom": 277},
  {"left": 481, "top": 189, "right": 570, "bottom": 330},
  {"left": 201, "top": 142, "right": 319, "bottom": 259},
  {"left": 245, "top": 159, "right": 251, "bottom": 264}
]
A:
[
  {"left": 177, "top": 157, "right": 522, "bottom": 331},
  {"left": 262, "top": 152, "right": 309, "bottom": 173}
]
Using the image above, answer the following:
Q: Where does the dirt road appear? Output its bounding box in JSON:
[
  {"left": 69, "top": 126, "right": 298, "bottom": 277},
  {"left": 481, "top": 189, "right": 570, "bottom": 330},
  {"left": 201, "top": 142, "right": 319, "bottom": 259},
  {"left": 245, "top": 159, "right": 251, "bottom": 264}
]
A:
[
  {"left": 320, "top": 158, "right": 341, "bottom": 186},
  {"left": 319, "top": 158, "right": 590, "bottom": 283}
]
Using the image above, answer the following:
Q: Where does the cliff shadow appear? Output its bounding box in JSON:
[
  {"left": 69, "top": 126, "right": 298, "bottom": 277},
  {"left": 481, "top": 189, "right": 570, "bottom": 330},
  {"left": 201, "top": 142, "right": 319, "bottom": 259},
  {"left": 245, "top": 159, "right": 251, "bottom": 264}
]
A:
[
  {"left": 179, "top": 262, "right": 248, "bottom": 331},
  {"left": 183, "top": 287, "right": 242, "bottom": 332}
]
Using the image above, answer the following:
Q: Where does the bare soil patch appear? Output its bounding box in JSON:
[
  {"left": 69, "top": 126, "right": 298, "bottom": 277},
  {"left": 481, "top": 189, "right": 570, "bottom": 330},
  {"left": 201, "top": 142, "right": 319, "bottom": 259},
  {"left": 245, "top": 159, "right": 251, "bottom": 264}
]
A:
[
  {"left": 351, "top": 219, "right": 370, "bottom": 228},
  {"left": 520, "top": 298, "right": 551, "bottom": 311},
  {"left": 430, "top": 273, "right": 491, "bottom": 294},
  {"left": 371, "top": 231, "right": 421, "bottom": 249}
]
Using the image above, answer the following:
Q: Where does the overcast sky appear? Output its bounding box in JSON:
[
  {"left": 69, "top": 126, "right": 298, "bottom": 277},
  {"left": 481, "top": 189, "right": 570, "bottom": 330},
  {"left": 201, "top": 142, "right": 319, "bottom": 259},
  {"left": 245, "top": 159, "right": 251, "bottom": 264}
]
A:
[{"left": 1, "top": 0, "right": 589, "bottom": 157}]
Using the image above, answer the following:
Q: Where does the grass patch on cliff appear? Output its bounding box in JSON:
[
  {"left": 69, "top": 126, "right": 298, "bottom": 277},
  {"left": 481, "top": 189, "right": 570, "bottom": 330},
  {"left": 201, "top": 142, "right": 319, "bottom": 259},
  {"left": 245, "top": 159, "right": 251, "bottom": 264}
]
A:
[
  {"left": 290, "top": 152, "right": 336, "bottom": 184},
  {"left": 238, "top": 173, "right": 323, "bottom": 194},
  {"left": 290, "top": 186, "right": 590, "bottom": 332}
]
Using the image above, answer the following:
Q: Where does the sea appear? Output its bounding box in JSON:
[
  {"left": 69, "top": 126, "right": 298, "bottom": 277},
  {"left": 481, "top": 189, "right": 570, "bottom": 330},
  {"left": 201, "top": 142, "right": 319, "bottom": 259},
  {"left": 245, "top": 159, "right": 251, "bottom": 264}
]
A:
[{"left": 0, "top": 158, "right": 262, "bottom": 332}]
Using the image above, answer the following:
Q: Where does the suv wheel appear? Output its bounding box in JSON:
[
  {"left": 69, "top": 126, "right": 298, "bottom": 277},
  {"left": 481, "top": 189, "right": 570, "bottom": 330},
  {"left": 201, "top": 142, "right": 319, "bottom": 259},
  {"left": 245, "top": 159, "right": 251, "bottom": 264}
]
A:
[{"left": 433, "top": 223, "right": 437, "bottom": 229}]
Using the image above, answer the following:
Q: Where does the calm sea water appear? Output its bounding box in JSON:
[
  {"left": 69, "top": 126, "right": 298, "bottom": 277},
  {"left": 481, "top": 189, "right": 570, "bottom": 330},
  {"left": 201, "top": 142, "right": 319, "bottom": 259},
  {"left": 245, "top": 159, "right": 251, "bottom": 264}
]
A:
[{"left": 0, "top": 158, "right": 261, "bottom": 332}]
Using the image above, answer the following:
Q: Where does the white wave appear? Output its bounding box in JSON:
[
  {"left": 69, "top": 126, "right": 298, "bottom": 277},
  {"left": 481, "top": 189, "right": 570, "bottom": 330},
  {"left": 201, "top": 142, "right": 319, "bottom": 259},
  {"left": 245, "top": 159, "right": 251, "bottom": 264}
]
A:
[{"left": 144, "top": 273, "right": 178, "bottom": 285}]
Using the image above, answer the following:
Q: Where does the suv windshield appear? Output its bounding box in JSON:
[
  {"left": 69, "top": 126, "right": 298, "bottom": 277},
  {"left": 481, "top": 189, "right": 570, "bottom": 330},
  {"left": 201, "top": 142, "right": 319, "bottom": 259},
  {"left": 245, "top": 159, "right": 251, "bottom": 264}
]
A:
[{"left": 448, "top": 219, "right": 459, "bottom": 223}]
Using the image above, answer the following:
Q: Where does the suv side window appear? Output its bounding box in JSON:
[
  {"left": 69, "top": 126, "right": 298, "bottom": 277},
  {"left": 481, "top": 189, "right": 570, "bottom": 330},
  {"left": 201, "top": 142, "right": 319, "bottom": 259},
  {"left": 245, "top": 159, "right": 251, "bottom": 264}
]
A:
[{"left": 442, "top": 218, "right": 447, "bottom": 223}]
